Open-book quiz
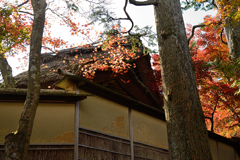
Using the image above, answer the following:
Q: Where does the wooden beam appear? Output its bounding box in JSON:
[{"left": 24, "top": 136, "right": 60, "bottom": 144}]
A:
[
  {"left": 216, "top": 141, "right": 220, "bottom": 160},
  {"left": 74, "top": 89, "right": 80, "bottom": 160},
  {"left": 129, "top": 107, "right": 134, "bottom": 160}
]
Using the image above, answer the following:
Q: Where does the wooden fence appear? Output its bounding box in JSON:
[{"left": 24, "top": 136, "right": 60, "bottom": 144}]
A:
[{"left": 0, "top": 127, "right": 169, "bottom": 160}]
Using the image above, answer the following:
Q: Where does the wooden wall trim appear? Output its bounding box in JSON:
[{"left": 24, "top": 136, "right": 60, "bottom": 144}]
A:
[
  {"left": 74, "top": 89, "right": 80, "bottom": 160},
  {"left": 129, "top": 108, "right": 134, "bottom": 160}
]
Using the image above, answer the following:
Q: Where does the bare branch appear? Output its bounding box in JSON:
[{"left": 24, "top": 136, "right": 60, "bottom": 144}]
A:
[
  {"left": 17, "top": 0, "right": 29, "bottom": 8},
  {"left": 123, "top": 0, "right": 134, "bottom": 34},
  {"left": 186, "top": 0, "right": 189, "bottom": 5},
  {"left": 204, "top": 97, "right": 219, "bottom": 132},
  {"left": 212, "top": 0, "right": 218, "bottom": 8},
  {"left": 18, "top": 11, "right": 33, "bottom": 16},
  {"left": 85, "top": 0, "right": 112, "bottom": 5},
  {"left": 188, "top": 24, "right": 205, "bottom": 44},
  {"left": 46, "top": 8, "right": 69, "bottom": 25},
  {"left": 42, "top": 46, "right": 55, "bottom": 53},
  {"left": 106, "top": 0, "right": 134, "bottom": 34},
  {"left": 220, "top": 28, "right": 228, "bottom": 45},
  {"left": 188, "top": 21, "right": 222, "bottom": 44},
  {"left": 129, "top": 0, "right": 157, "bottom": 6}
]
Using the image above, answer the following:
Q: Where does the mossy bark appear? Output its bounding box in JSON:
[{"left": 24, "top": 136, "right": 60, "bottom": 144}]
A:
[
  {"left": 4, "top": 0, "right": 46, "bottom": 159},
  {"left": 0, "top": 53, "right": 15, "bottom": 88},
  {"left": 153, "top": 0, "right": 212, "bottom": 159},
  {"left": 224, "top": 22, "right": 240, "bottom": 62}
]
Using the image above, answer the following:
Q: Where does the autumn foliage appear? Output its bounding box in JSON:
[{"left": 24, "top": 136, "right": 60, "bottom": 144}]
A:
[
  {"left": 151, "top": 15, "right": 240, "bottom": 138},
  {"left": 0, "top": 2, "right": 31, "bottom": 55}
]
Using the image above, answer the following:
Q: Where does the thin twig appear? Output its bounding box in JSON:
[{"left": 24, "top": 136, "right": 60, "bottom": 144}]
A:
[
  {"left": 85, "top": 0, "right": 112, "bottom": 5},
  {"left": 42, "top": 46, "right": 55, "bottom": 53},
  {"left": 129, "top": 0, "right": 157, "bottom": 6},
  {"left": 18, "top": 11, "right": 33, "bottom": 16},
  {"left": 17, "top": 0, "right": 29, "bottom": 7}
]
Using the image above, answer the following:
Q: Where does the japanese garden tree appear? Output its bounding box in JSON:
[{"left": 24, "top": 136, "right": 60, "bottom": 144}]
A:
[
  {"left": 0, "top": 0, "right": 112, "bottom": 159},
  {"left": 3, "top": 0, "right": 46, "bottom": 159},
  {"left": 116, "top": 0, "right": 213, "bottom": 159}
]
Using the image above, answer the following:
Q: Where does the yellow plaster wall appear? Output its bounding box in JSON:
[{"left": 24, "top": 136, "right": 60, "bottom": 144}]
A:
[
  {"left": 209, "top": 139, "right": 219, "bottom": 160},
  {"left": 0, "top": 102, "right": 75, "bottom": 144},
  {"left": 218, "top": 141, "right": 235, "bottom": 160},
  {"left": 132, "top": 110, "right": 168, "bottom": 149},
  {"left": 78, "top": 94, "right": 129, "bottom": 139}
]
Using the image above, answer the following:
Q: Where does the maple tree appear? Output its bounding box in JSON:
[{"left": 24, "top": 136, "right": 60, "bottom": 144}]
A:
[
  {"left": 127, "top": 0, "right": 213, "bottom": 159},
  {"left": 151, "top": 14, "right": 240, "bottom": 138},
  {"left": 0, "top": 0, "right": 122, "bottom": 159},
  {"left": 180, "top": 0, "right": 240, "bottom": 137},
  {"left": 0, "top": 2, "right": 31, "bottom": 88},
  {"left": 188, "top": 16, "right": 240, "bottom": 137},
  {"left": 182, "top": 0, "right": 240, "bottom": 82},
  {"left": 0, "top": 0, "right": 153, "bottom": 159}
]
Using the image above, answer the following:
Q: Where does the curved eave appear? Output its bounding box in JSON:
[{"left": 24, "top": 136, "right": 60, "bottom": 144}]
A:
[{"left": 0, "top": 88, "right": 89, "bottom": 103}]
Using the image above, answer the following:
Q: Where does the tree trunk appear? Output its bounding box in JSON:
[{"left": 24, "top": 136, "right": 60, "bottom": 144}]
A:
[
  {"left": 4, "top": 0, "right": 46, "bottom": 159},
  {"left": 0, "top": 54, "right": 15, "bottom": 88},
  {"left": 217, "top": 2, "right": 240, "bottom": 77},
  {"left": 224, "top": 21, "right": 240, "bottom": 78},
  {"left": 154, "top": 0, "right": 212, "bottom": 159},
  {"left": 224, "top": 22, "right": 240, "bottom": 61}
]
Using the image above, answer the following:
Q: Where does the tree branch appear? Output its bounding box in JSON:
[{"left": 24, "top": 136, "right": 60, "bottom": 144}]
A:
[
  {"left": 188, "top": 22, "right": 222, "bottom": 44},
  {"left": 19, "top": 11, "right": 33, "bottom": 16},
  {"left": 123, "top": 0, "right": 134, "bottom": 34},
  {"left": 73, "top": 58, "right": 101, "bottom": 74},
  {"left": 129, "top": 0, "right": 157, "bottom": 6},
  {"left": 211, "top": 0, "right": 218, "bottom": 8},
  {"left": 204, "top": 97, "right": 219, "bottom": 132},
  {"left": 106, "top": 0, "right": 134, "bottom": 34},
  {"left": 42, "top": 46, "right": 55, "bottom": 53},
  {"left": 17, "top": 0, "right": 29, "bottom": 8},
  {"left": 220, "top": 28, "right": 228, "bottom": 45},
  {"left": 188, "top": 24, "right": 205, "bottom": 44}
]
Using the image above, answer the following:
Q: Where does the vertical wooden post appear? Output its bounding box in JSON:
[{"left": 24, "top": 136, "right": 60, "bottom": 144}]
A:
[
  {"left": 128, "top": 107, "right": 134, "bottom": 160},
  {"left": 216, "top": 141, "right": 220, "bottom": 160},
  {"left": 74, "top": 89, "right": 80, "bottom": 160}
]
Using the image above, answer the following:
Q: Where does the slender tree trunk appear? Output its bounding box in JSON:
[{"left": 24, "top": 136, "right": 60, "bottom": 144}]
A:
[
  {"left": 0, "top": 54, "right": 15, "bottom": 88},
  {"left": 224, "top": 21, "right": 240, "bottom": 78},
  {"left": 224, "top": 22, "right": 240, "bottom": 61},
  {"left": 154, "top": 0, "right": 212, "bottom": 159},
  {"left": 4, "top": 0, "right": 46, "bottom": 159},
  {"left": 218, "top": 2, "right": 240, "bottom": 77}
]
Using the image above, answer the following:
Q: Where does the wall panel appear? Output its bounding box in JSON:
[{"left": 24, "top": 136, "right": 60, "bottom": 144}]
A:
[
  {"left": 79, "top": 95, "right": 129, "bottom": 139},
  {"left": 0, "top": 102, "right": 75, "bottom": 143},
  {"left": 132, "top": 110, "right": 168, "bottom": 149},
  {"left": 218, "top": 141, "right": 235, "bottom": 160}
]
